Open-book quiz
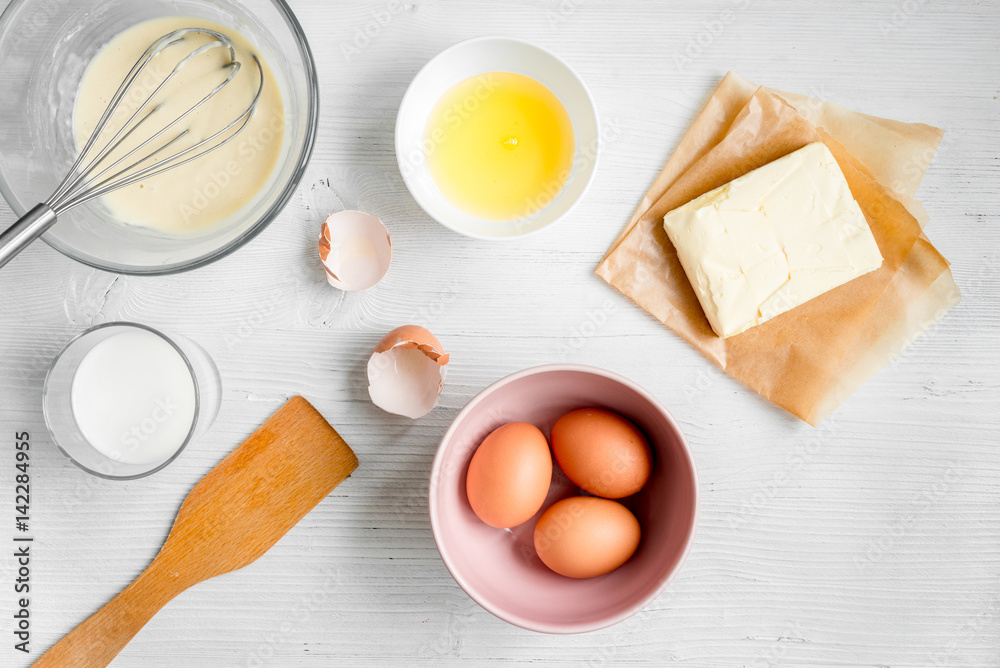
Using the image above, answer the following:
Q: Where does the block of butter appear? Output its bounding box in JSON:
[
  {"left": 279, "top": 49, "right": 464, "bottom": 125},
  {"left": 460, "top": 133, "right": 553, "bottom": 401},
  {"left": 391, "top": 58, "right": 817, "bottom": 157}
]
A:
[{"left": 663, "top": 142, "right": 883, "bottom": 338}]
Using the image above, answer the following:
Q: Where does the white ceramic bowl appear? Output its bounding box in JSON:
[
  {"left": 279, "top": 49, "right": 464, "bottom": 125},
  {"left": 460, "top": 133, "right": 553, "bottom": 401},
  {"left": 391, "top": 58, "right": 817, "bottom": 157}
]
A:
[{"left": 395, "top": 36, "right": 600, "bottom": 240}]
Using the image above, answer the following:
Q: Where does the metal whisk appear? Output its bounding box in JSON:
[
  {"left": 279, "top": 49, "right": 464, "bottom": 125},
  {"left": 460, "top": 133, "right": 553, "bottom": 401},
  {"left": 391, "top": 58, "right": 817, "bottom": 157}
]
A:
[{"left": 0, "top": 28, "right": 264, "bottom": 270}]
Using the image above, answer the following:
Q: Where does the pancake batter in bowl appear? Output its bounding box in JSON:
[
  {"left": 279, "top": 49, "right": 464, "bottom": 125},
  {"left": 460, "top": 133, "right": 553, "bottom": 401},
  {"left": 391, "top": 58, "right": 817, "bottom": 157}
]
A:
[{"left": 72, "top": 16, "right": 285, "bottom": 233}]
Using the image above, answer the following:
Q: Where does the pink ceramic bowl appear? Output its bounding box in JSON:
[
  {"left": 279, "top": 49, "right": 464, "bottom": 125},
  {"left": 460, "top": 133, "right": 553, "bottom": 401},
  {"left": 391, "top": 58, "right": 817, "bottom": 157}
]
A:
[{"left": 429, "top": 364, "right": 699, "bottom": 633}]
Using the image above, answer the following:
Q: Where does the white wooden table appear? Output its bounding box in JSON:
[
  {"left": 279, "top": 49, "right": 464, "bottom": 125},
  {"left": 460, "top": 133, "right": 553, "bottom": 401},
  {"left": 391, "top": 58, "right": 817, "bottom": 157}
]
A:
[{"left": 2, "top": 1, "right": 998, "bottom": 665}]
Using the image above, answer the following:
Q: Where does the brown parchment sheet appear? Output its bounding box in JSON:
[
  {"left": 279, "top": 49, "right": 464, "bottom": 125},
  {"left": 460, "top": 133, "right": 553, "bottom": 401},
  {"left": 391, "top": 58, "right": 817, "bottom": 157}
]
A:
[{"left": 596, "top": 72, "right": 959, "bottom": 425}]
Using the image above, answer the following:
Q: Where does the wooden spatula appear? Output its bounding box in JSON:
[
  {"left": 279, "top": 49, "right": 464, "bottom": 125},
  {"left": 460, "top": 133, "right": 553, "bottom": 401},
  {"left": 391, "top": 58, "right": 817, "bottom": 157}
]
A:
[{"left": 34, "top": 395, "right": 359, "bottom": 668}]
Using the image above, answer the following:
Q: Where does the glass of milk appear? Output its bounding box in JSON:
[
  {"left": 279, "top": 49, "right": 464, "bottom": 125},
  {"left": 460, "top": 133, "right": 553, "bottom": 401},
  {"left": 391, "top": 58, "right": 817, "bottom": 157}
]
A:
[{"left": 42, "top": 322, "right": 221, "bottom": 479}]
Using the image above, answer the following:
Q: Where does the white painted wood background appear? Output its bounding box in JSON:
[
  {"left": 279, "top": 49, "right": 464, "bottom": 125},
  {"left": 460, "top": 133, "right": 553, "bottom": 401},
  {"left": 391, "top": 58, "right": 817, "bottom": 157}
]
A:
[{"left": 1, "top": 0, "right": 998, "bottom": 665}]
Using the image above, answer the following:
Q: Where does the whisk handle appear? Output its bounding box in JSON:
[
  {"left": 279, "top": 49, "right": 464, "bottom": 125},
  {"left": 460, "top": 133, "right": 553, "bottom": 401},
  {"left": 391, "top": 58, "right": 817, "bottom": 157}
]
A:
[{"left": 0, "top": 203, "right": 58, "bottom": 270}]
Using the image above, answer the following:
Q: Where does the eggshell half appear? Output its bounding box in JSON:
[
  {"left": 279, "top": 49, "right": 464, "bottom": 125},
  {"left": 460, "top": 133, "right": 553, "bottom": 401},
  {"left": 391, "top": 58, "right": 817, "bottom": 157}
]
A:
[
  {"left": 319, "top": 210, "right": 392, "bottom": 291},
  {"left": 367, "top": 325, "right": 449, "bottom": 419}
]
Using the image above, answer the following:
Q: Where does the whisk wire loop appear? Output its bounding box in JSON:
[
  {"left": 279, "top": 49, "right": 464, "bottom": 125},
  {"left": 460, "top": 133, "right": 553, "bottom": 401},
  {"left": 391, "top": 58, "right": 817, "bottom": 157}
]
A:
[
  {"left": 0, "top": 27, "right": 263, "bottom": 271},
  {"left": 60, "top": 56, "right": 263, "bottom": 212},
  {"left": 49, "top": 29, "right": 252, "bottom": 214},
  {"left": 49, "top": 30, "right": 191, "bottom": 205}
]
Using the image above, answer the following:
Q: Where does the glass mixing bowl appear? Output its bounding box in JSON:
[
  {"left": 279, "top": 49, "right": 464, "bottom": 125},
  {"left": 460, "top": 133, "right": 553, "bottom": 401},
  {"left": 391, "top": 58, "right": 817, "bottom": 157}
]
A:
[{"left": 0, "top": 0, "right": 319, "bottom": 274}]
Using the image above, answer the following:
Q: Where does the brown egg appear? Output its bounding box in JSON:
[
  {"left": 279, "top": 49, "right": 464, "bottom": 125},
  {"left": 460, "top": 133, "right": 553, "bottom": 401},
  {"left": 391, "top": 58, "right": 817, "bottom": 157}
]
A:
[
  {"left": 533, "top": 496, "right": 641, "bottom": 578},
  {"left": 466, "top": 422, "right": 552, "bottom": 529},
  {"left": 550, "top": 408, "right": 652, "bottom": 498}
]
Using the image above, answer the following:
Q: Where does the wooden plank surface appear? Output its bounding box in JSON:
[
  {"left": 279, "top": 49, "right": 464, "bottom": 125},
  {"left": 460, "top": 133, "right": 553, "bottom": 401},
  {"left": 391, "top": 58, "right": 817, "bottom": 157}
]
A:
[{"left": 1, "top": 0, "right": 998, "bottom": 665}]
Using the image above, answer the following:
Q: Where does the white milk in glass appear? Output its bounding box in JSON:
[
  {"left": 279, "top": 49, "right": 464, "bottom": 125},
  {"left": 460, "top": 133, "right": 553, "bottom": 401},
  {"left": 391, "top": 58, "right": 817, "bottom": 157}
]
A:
[{"left": 70, "top": 329, "right": 197, "bottom": 465}]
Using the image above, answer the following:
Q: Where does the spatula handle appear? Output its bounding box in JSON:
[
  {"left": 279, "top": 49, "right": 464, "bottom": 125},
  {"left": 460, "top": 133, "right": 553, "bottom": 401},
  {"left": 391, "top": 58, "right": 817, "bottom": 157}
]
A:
[{"left": 33, "top": 557, "right": 187, "bottom": 668}]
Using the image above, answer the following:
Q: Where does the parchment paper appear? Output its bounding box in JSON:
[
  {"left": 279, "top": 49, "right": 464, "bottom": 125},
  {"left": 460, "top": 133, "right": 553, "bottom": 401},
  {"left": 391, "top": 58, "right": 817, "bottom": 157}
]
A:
[{"left": 597, "top": 72, "right": 959, "bottom": 425}]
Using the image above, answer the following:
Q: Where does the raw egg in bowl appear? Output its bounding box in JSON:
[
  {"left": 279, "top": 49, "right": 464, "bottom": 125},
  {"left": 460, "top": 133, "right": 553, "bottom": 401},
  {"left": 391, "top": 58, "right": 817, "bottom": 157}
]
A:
[
  {"left": 429, "top": 364, "right": 699, "bottom": 634},
  {"left": 395, "top": 37, "right": 600, "bottom": 240}
]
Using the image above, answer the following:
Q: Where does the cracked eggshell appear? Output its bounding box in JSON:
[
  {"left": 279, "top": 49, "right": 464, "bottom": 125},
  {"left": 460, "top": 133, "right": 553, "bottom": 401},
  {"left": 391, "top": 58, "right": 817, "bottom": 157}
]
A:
[
  {"left": 319, "top": 210, "right": 392, "bottom": 291},
  {"left": 367, "top": 325, "right": 450, "bottom": 420}
]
